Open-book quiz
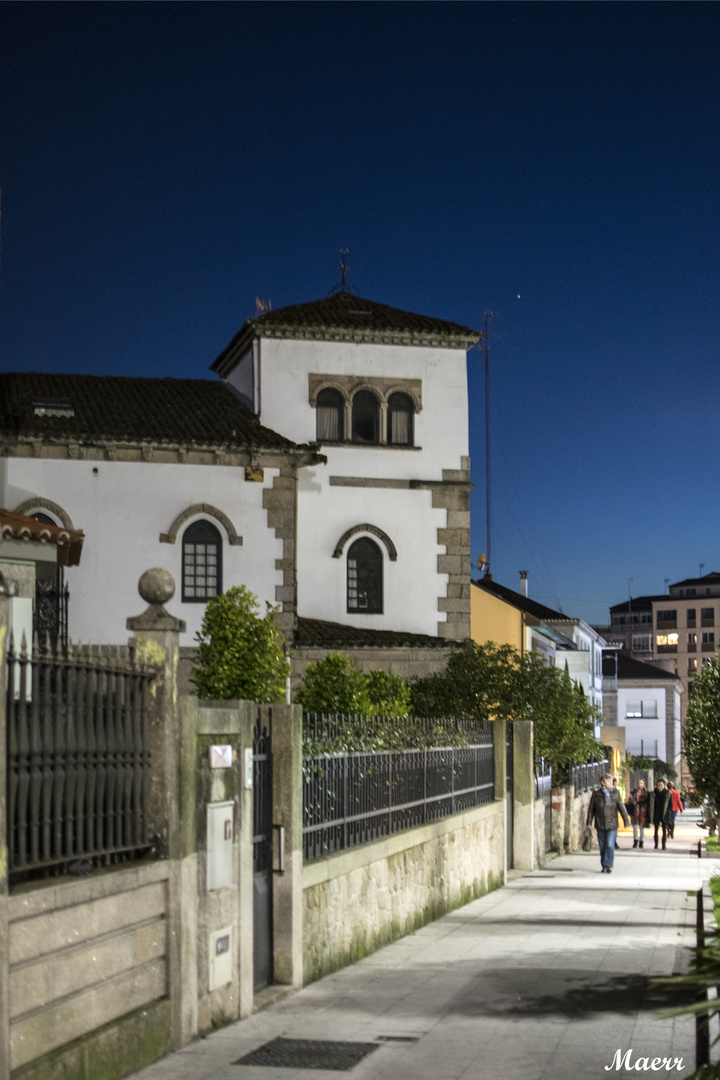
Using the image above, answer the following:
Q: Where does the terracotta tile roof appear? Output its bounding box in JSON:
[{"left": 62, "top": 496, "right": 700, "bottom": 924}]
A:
[
  {"left": 472, "top": 577, "right": 569, "bottom": 623},
  {"left": 614, "top": 651, "right": 681, "bottom": 682},
  {"left": 0, "top": 372, "right": 302, "bottom": 453},
  {"left": 295, "top": 616, "right": 459, "bottom": 649},
  {"left": 212, "top": 291, "right": 480, "bottom": 375},
  {"left": 670, "top": 572, "right": 720, "bottom": 588},
  {"left": 0, "top": 508, "right": 84, "bottom": 566}
]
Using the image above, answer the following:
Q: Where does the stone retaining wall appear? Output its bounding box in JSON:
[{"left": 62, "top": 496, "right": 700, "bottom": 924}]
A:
[
  {"left": 8, "top": 862, "right": 171, "bottom": 1078},
  {"left": 302, "top": 800, "right": 505, "bottom": 983}
]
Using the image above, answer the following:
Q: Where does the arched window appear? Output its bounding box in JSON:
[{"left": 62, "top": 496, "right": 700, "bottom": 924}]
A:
[
  {"left": 182, "top": 520, "right": 222, "bottom": 602},
  {"left": 316, "top": 388, "right": 344, "bottom": 442},
  {"left": 347, "top": 537, "right": 383, "bottom": 614},
  {"left": 387, "top": 392, "right": 413, "bottom": 446},
  {"left": 351, "top": 390, "right": 379, "bottom": 444}
]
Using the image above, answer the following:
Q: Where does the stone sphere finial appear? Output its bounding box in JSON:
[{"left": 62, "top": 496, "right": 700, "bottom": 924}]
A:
[{"left": 138, "top": 568, "right": 175, "bottom": 606}]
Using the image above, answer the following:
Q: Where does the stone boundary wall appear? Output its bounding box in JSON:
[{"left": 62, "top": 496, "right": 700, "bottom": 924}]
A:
[
  {"left": 8, "top": 862, "right": 171, "bottom": 1078},
  {"left": 302, "top": 800, "right": 505, "bottom": 983},
  {"left": 566, "top": 789, "right": 593, "bottom": 852}
]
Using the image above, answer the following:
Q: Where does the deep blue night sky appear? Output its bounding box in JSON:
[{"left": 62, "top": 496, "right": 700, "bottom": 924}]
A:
[{"left": 2, "top": 2, "right": 719, "bottom": 625}]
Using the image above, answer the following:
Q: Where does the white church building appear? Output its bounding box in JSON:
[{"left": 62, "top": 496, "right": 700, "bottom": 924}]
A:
[{"left": 0, "top": 290, "right": 479, "bottom": 672}]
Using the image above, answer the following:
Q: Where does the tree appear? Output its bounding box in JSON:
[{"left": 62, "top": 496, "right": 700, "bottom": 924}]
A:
[
  {"left": 190, "top": 585, "right": 289, "bottom": 702},
  {"left": 294, "top": 653, "right": 372, "bottom": 714},
  {"left": 411, "top": 642, "right": 603, "bottom": 778},
  {"left": 683, "top": 657, "right": 720, "bottom": 811}
]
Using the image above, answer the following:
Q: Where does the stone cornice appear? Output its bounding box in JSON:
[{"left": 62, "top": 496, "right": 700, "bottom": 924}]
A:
[
  {"left": 0, "top": 438, "right": 324, "bottom": 470},
  {"left": 256, "top": 324, "right": 479, "bottom": 350}
]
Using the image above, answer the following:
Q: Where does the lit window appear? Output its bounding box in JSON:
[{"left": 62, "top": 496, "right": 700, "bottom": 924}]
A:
[
  {"left": 688, "top": 633, "right": 698, "bottom": 645},
  {"left": 689, "top": 658, "right": 698, "bottom": 672},
  {"left": 351, "top": 391, "right": 379, "bottom": 444},
  {"left": 625, "top": 700, "right": 658, "bottom": 718},
  {"left": 316, "top": 388, "right": 344, "bottom": 442},
  {"left": 182, "top": 520, "right": 222, "bottom": 602},
  {"left": 656, "top": 633, "right": 678, "bottom": 646},
  {"left": 347, "top": 537, "right": 382, "bottom": 613},
  {"left": 387, "top": 392, "right": 413, "bottom": 446}
]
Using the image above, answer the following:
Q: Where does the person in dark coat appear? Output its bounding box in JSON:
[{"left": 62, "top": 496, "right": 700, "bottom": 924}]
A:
[
  {"left": 650, "top": 778, "right": 673, "bottom": 849},
  {"left": 628, "top": 778, "right": 650, "bottom": 848},
  {"left": 587, "top": 774, "right": 631, "bottom": 873}
]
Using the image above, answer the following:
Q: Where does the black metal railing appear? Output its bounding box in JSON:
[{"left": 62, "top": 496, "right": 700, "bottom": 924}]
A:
[
  {"left": 34, "top": 573, "right": 69, "bottom": 651},
  {"left": 570, "top": 759, "right": 609, "bottom": 795},
  {"left": 535, "top": 757, "right": 552, "bottom": 800},
  {"left": 302, "top": 715, "right": 495, "bottom": 861},
  {"left": 6, "top": 635, "right": 156, "bottom": 884}
]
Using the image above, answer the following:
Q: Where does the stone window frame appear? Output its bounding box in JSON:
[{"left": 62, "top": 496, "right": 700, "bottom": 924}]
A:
[
  {"left": 332, "top": 523, "right": 398, "bottom": 562},
  {"left": 13, "top": 498, "right": 75, "bottom": 531},
  {"left": 159, "top": 503, "right": 243, "bottom": 547},
  {"left": 308, "top": 374, "right": 422, "bottom": 447}
]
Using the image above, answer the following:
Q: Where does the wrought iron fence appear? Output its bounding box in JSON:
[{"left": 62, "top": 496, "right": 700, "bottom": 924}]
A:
[
  {"left": 6, "top": 635, "right": 156, "bottom": 884},
  {"left": 302, "top": 715, "right": 495, "bottom": 861},
  {"left": 35, "top": 572, "right": 69, "bottom": 651},
  {"left": 535, "top": 757, "right": 552, "bottom": 800},
  {"left": 570, "top": 759, "right": 609, "bottom": 795}
]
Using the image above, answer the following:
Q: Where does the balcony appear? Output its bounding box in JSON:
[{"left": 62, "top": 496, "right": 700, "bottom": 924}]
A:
[
  {"left": 702, "top": 617, "right": 715, "bottom": 627},
  {"left": 656, "top": 620, "right": 677, "bottom": 631},
  {"left": 702, "top": 642, "right": 715, "bottom": 652},
  {"left": 687, "top": 619, "right": 697, "bottom": 628},
  {"left": 688, "top": 643, "right": 697, "bottom": 653},
  {"left": 657, "top": 645, "right": 678, "bottom": 653}
]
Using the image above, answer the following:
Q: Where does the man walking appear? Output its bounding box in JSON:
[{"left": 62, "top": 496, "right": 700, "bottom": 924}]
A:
[
  {"left": 587, "top": 774, "right": 630, "bottom": 873},
  {"left": 650, "top": 778, "right": 673, "bottom": 849}
]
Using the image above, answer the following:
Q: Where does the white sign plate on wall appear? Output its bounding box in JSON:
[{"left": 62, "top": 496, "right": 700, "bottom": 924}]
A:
[
  {"left": 206, "top": 801, "right": 234, "bottom": 891},
  {"left": 210, "top": 744, "right": 233, "bottom": 769},
  {"left": 208, "top": 926, "right": 233, "bottom": 991}
]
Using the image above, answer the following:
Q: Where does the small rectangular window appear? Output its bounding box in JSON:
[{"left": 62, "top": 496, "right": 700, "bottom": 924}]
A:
[
  {"left": 702, "top": 631, "right": 715, "bottom": 644},
  {"left": 626, "top": 702, "right": 642, "bottom": 717},
  {"left": 657, "top": 609, "right": 677, "bottom": 622}
]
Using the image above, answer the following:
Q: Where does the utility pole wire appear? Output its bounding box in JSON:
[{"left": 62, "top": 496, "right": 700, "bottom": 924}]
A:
[{"left": 484, "top": 311, "right": 494, "bottom": 576}]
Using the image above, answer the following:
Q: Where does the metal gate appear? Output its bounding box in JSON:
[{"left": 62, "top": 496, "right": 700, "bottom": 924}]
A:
[
  {"left": 506, "top": 724, "right": 514, "bottom": 869},
  {"left": 252, "top": 713, "right": 273, "bottom": 992},
  {"left": 536, "top": 759, "right": 553, "bottom": 854}
]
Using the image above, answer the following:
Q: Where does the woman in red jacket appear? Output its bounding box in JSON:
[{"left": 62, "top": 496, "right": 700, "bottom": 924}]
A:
[{"left": 667, "top": 781, "right": 684, "bottom": 839}]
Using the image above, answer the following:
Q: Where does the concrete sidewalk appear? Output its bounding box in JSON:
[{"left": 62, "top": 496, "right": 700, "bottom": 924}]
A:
[{"left": 133, "top": 810, "right": 716, "bottom": 1080}]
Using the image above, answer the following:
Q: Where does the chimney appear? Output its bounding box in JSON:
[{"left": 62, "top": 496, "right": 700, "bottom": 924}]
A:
[{"left": 519, "top": 570, "right": 528, "bottom": 598}]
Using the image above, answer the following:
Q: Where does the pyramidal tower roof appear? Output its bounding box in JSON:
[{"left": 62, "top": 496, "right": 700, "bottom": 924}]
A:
[{"left": 211, "top": 291, "right": 481, "bottom": 376}]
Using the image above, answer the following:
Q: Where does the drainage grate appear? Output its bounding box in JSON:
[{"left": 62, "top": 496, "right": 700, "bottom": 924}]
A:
[
  {"left": 375, "top": 1035, "right": 421, "bottom": 1043},
  {"left": 234, "top": 1037, "right": 379, "bottom": 1071}
]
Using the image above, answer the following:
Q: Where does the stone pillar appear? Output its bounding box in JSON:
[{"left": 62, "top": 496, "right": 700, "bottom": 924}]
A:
[
  {"left": 551, "top": 787, "right": 567, "bottom": 852},
  {"left": 127, "top": 569, "right": 193, "bottom": 1050},
  {"left": 196, "top": 700, "right": 256, "bottom": 1023},
  {"left": 269, "top": 702, "right": 303, "bottom": 988},
  {"left": 512, "top": 719, "right": 535, "bottom": 871},
  {"left": 492, "top": 719, "right": 508, "bottom": 882},
  {"left": 0, "top": 572, "right": 18, "bottom": 1080}
]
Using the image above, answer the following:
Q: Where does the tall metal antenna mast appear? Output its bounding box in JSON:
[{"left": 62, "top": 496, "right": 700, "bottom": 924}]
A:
[
  {"left": 484, "top": 312, "right": 494, "bottom": 576},
  {"left": 339, "top": 247, "right": 350, "bottom": 289}
]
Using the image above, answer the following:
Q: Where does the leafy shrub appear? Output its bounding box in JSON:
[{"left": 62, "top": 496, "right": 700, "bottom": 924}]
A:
[
  {"left": 294, "top": 653, "right": 372, "bottom": 714},
  {"left": 190, "top": 585, "right": 289, "bottom": 702}
]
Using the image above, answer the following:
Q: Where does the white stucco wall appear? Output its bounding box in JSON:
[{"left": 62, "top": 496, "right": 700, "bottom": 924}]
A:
[
  {"left": 255, "top": 338, "right": 470, "bottom": 634},
  {"left": 617, "top": 686, "right": 668, "bottom": 760},
  {"left": 1, "top": 458, "right": 283, "bottom": 645}
]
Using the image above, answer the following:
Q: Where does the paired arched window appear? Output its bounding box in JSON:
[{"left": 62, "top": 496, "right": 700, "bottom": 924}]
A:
[
  {"left": 316, "top": 388, "right": 344, "bottom": 442},
  {"left": 315, "top": 386, "right": 415, "bottom": 446},
  {"left": 387, "top": 392, "right": 413, "bottom": 445},
  {"left": 347, "top": 537, "right": 383, "bottom": 614},
  {"left": 182, "top": 520, "right": 222, "bottom": 602}
]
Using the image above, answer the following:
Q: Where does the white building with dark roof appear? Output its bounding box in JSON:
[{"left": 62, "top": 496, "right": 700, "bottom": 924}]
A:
[{"left": 1, "top": 290, "right": 479, "bottom": 658}]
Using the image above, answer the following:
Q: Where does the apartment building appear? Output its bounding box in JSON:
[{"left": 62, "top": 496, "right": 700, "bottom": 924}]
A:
[{"left": 651, "top": 573, "right": 720, "bottom": 695}]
